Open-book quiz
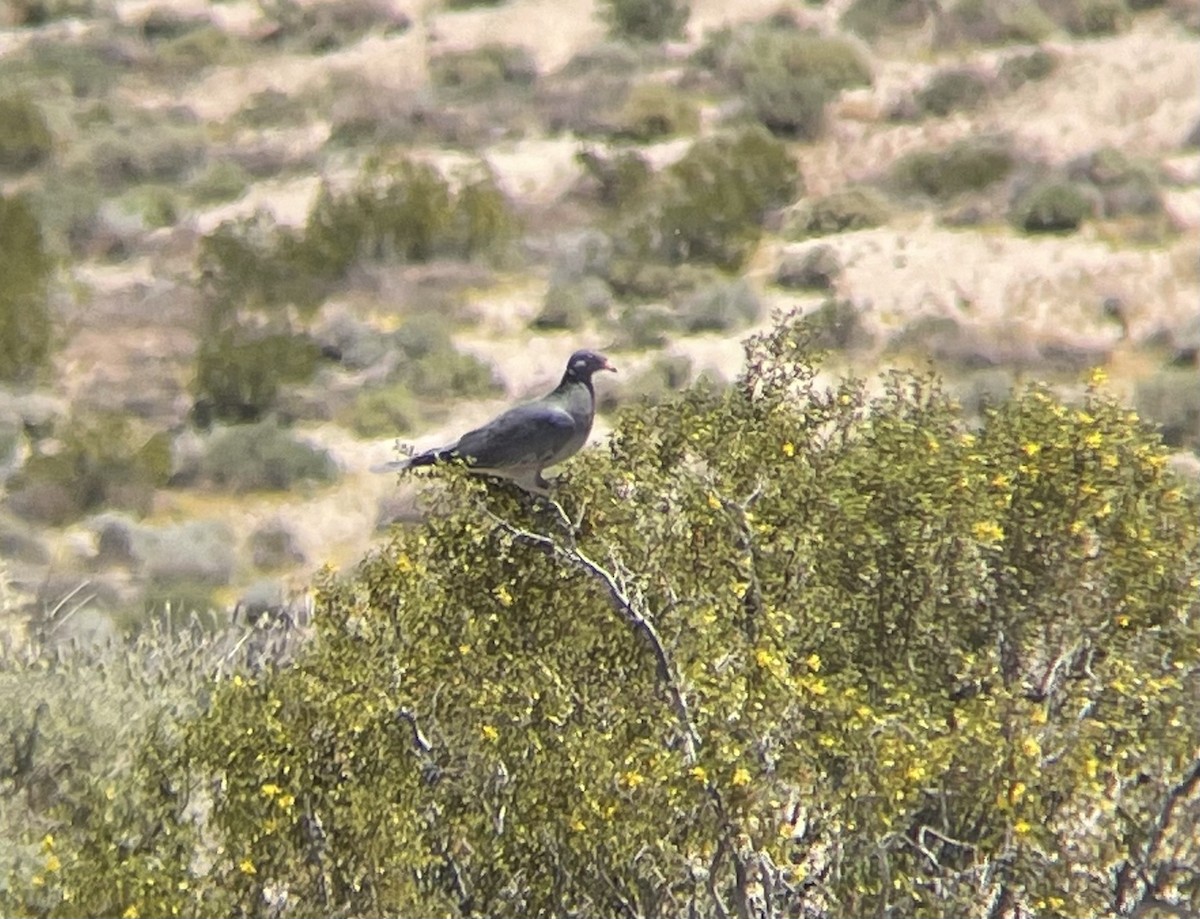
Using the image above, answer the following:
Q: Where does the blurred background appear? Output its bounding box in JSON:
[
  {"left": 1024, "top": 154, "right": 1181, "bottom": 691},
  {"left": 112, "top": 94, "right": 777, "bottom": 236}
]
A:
[{"left": 0, "top": 0, "right": 1197, "bottom": 647}]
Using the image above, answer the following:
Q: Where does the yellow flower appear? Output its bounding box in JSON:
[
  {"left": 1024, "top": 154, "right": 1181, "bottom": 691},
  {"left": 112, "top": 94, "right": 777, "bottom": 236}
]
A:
[
  {"left": 1084, "top": 431, "right": 1103, "bottom": 449},
  {"left": 973, "top": 520, "right": 1004, "bottom": 544},
  {"left": 620, "top": 770, "right": 645, "bottom": 789},
  {"left": 44, "top": 854, "right": 61, "bottom": 873},
  {"left": 707, "top": 493, "right": 722, "bottom": 511},
  {"left": 1013, "top": 819, "right": 1033, "bottom": 836},
  {"left": 493, "top": 585, "right": 514, "bottom": 607},
  {"left": 122, "top": 906, "right": 140, "bottom": 919},
  {"left": 1021, "top": 737, "right": 1041, "bottom": 759},
  {"left": 754, "top": 648, "right": 775, "bottom": 668},
  {"left": 277, "top": 793, "right": 296, "bottom": 811},
  {"left": 40, "top": 834, "right": 54, "bottom": 852},
  {"left": 1089, "top": 366, "right": 1108, "bottom": 386},
  {"left": 804, "top": 676, "right": 828, "bottom": 696},
  {"left": 1021, "top": 442, "right": 1041, "bottom": 457},
  {"left": 570, "top": 818, "right": 587, "bottom": 832},
  {"left": 260, "top": 783, "right": 281, "bottom": 798},
  {"left": 806, "top": 653, "right": 821, "bottom": 672},
  {"left": 781, "top": 441, "right": 795, "bottom": 457},
  {"left": 239, "top": 858, "right": 256, "bottom": 875},
  {"left": 731, "top": 767, "right": 751, "bottom": 788},
  {"left": 395, "top": 553, "right": 413, "bottom": 573},
  {"left": 690, "top": 766, "right": 708, "bottom": 783},
  {"left": 990, "top": 473, "right": 1010, "bottom": 488}
]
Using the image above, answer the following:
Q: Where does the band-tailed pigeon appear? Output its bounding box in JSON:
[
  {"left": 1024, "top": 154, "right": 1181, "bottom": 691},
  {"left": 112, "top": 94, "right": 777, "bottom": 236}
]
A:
[{"left": 375, "top": 349, "right": 616, "bottom": 492}]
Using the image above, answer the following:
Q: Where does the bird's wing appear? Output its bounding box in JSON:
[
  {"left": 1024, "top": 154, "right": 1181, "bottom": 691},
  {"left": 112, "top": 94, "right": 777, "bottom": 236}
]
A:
[{"left": 453, "top": 401, "right": 578, "bottom": 470}]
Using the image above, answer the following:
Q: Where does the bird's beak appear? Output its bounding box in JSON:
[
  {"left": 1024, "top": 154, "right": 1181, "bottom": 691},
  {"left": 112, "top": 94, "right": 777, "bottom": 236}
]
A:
[{"left": 602, "top": 358, "right": 617, "bottom": 373}]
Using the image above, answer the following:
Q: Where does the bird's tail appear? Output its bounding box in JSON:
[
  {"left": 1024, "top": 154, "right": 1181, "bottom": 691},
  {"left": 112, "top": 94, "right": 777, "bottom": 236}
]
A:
[{"left": 370, "top": 449, "right": 443, "bottom": 474}]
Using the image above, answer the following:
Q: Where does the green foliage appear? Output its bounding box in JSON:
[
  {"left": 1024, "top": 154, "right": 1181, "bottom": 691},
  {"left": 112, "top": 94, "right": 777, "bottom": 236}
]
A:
[
  {"left": 16, "top": 317, "right": 1198, "bottom": 918},
  {"left": 599, "top": 0, "right": 689, "bottom": 42},
  {"left": 0, "top": 194, "right": 54, "bottom": 383},
  {"left": 1010, "top": 179, "right": 1094, "bottom": 232},
  {"left": 998, "top": 47, "right": 1058, "bottom": 90},
  {"left": 576, "top": 147, "right": 654, "bottom": 208},
  {"left": 196, "top": 420, "right": 337, "bottom": 493},
  {"left": 1062, "top": 0, "right": 1130, "bottom": 34},
  {"left": 345, "top": 381, "right": 423, "bottom": 438},
  {"left": 6, "top": 412, "right": 170, "bottom": 525},
  {"left": 784, "top": 185, "right": 891, "bottom": 237},
  {"left": 429, "top": 44, "right": 537, "bottom": 96},
  {"left": 915, "top": 67, "right": 991, "bottom": 116},
  {"left": 841, "top": 0, "right": 931, "bottom": 39},
  {"left": 892, "top": 137, "right": 1014, "bottom": 199},
  {"left": 193, "top": 160, "right": 514, "bottom": 422},
  {"left": 0, "top": 94, "right": 53, "bottom": 173},
  {"left": 625, "top": 125, "right": 801, "bottom": 270},
  {"left": 935, "top": 0, "right": 1055, "bottom": 46},
  {"left": 1135, "top": 369, "right": 1200, "bottom": 451},
  {"left": 673, "top": 275, "right": 760, "bottom": 333},
  {"left": 713, "top": 25, "right": 873, "bottom": 139},
  {"left": 611, "top": 82, "right": 700, "bottom": 142},
  {"left": 192, "top": 327, "right": 320, "bottom": 425}
]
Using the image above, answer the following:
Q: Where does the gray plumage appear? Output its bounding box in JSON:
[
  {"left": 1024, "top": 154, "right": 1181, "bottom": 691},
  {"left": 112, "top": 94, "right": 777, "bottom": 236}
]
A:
[{"left": 375, "top": 349, "right": 616, "bottom": 492}]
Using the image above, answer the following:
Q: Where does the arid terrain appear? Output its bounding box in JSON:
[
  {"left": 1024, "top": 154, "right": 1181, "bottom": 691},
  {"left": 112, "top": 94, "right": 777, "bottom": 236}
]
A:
[{"left": 0, "top": 0, "right": 1197, "bottom": 643}]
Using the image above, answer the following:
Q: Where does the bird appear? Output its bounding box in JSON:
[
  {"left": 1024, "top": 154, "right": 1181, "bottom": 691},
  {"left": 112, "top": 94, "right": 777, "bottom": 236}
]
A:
[{"left": 374, "top": 349, "right": 616, "bottom": 493}]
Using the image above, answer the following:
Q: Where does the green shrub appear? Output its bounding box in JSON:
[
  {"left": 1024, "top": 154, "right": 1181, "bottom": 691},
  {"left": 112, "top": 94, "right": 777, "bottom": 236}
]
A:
[
  {"left": 387, "top": 316, "right": 501, "bottom": 400},
  {"left": 998, "top": 47, "right": 1058, "bottom": 89},
  {"left": 12, "top": 317, "right": 1199, "bottom": 918},
  {"left": 259, "top": 0, "right": 411, "bottom": 52},
  {"left": 345, "top": 381, "right": 424, "bottom": 438},
  {"left": 198, "top": 420, "right": 337, "bottom": 493},
  {"left": 1060, "top": 0, "right": 1130, "bottom": 34},
  {"left": 673, "top": 275, "right": 760, "bottom": 332},
  {"left": 187, "top": 159, "right": 251, "bottom": 204},
  {"left": 1010, "top": 179, "right": 1094, "bottom": 232},
  {"left": 576, "top": 147, "right": 654, "bottom": 208},
  {"left": 191, "top": 323, "right": 320, "bottom": 426},
  {"left": 1135, "top": 369, "right": 1200, "bottom": 451},
  {"left": 629, "top": 125, "right": 801, "bottom": 270},
  {"left": 5, "top": 413, "right": 171, "bottom": 525},
  {"left": 611, "top": 82, "right": 700, "bottom": 141},
  {"left": 533, "top": 277, "right": 614, "bottom": 330},
  {"left": 891, "top": 137, "right": 1014, "bottom": 199},
  {"left": 841, "top": 0, "right": 931, "bottom": 39},
  {"left": 0, "top": 194, "right": 54, "bottom": 383},
  {"left": 718, "top": 27, "right": 873, "bottom": 139},
  {"left": 915, "top": 67, "right": 991, "bottom": 116},
  {"left": 0, "top": 94, "right": 53, "bottom": 173},
  {"left": 429, "top": 44, "right": 537, "bottom": 95},
  {"left": 599, "top": 0, "right": 689, "bottom": 42},
  {"left": 775, "top": 244, "right": 843, "bottom": 290},
  {"left": 784, "top": 185, "right": 891, "bottom": 237},
  {"left": 1070, "top": 146, "right": 1162, "bottom": 217},
  {"left": 934, "top": 0, "right": 1055, "bottom": 46}
]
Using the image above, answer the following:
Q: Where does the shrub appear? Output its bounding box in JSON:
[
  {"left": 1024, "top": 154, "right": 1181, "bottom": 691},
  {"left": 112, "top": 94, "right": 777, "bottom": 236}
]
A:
[
  {"left": 0, "top": 194, "right": 54, "bottom": 383},
  {"left": 133, "top": 519, "right": 237, "bottom": 589},
  {"left": 784, "top": 185, "right": 891, "bottom": 237},
  {"left": 914, "top": 67, "right": 991, "bottom": 117},
  {"left": 1069, "top": 146, "right": 1162, "bottom": 217},
  {"left": 192, "top": 328, "right": 321, "bottom": 425},
  {"left": 259, "top": 0, "right": 411, "bottom": 52},
  {"left": 599, "top": 0, "right": 689, "bottom": 42},
  {"left": 12, "top": 318, "right": 1199, "bottom": 919},
  {"left": 1135, "top": 369, "right": 1200, "bottom": 451},
  {"left": 673, "top": 275, "right": 760, "bottom": 332},
  {"left": 775, "top": 244, "right": 843, "bottom": 290},
  {"left": 5, "top": 412, "right": 171, "bottom": 525},
  {"left": 629, "top": 125, "right": 801, "bottom": 270},
  {"left": 533, "top": 277, "right": 614, "bottom": 330},
  {"left": 611, "top": 82, "right": 700, "bottom": 141},
  {"left": 934, "top": 0, "right": 1056, "bottom": 46},
  {"left": 1010, "top": 179, "right": 1094, "bottom": 233},
  {"left": 1058, "top": 0, "right": 1131, "bottom": 34},
  {"left": 0, "top": 94, "right": 53, "bottom": 173},
  {"left": 344, "top": 381, "right": 424, "bottom": 438},
  {"left": 891, "top": 137, "right": 1014, "bottom": 199},
  {"left": 576, "top": 147, "right": 654, "bottom": 208},
  {"left": 718, "top": 27, "right": 873, "bottom": 139},
  {"left": 249, "top": 520, "right": 306, "bottom": 571},
  {"left": 841, "top": 0, "right": 931, "bottom": 39},
  {"left": 429, "top": 44, "right": 537, "bottom": 96},
  {"left": 197, "top": 420, "right": 337, "bottom": 493},
  {"left": 998, "top": 47, "right": 1058, "bottom": 90}
]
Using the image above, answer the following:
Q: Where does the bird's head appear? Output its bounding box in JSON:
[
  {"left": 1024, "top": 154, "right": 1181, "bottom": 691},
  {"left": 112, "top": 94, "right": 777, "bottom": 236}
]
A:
[{"left": 565, "top": 349, "right": 617, "bottom": 382}]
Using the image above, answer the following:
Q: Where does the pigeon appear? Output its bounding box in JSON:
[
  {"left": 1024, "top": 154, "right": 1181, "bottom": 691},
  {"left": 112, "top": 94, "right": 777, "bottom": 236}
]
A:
[{"left": 375, "top": 349, "right": 616, "bottom": 492}]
